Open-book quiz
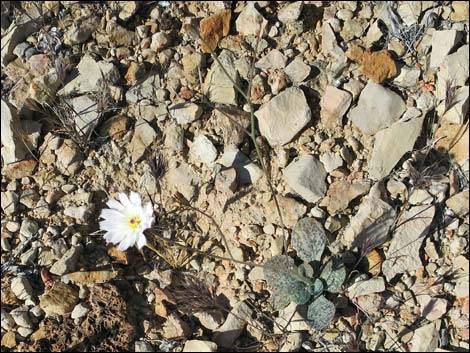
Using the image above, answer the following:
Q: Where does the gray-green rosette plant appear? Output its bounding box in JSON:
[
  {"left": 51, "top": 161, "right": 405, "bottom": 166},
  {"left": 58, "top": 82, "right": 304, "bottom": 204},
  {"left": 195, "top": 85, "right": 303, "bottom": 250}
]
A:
[{"left": 263, "top": 218, "right": 346, "bottom": 330}]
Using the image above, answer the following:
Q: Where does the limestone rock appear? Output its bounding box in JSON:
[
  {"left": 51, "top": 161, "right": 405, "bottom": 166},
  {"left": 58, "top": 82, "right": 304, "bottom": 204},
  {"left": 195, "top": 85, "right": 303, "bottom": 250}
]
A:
[
  {"left": 129, "top": 120, "right": 157, "bottom": 163},
  {"left": 162, "top": 313, "right": 191, "bottom": 339},
  {"left": 278, "top": 1, "right": 303, "bottom": 23},
  {"left": 59, "top": 54, "right": 120, "bottom": 96},
  {"left": 64, "top": 16, "right": 99, "bottom": 45},
  {"left": 68, "top": 95, "right": 98, "bottom": 137},
  {"left": 236, "top": 2, "right": 267, "bottom": 37},
  {"left": 430, "top": 30, "right": 463, "bottom": 69},
  {"left": 347, "top": 277, "right": 386, "bottom": 298},
  {"left": 1, "top": 99, "right": 28, "bottom": 164},
  {"left": 446, "top": 189, "right": 469, "bottom": 217},
  {"left": 50, "top": 245, "right": 82, "bottom": 276},
  {"left": 255, "top": 49, "right": 288, "bottom": 71},
  {"left": 166, "top": 162, "right": 200, "bottom": 201},
  {"left": 213, "top": 301, "right": 253, "bottom": 348},
  {"left": 348, "top": 81, "right": 406, "bottom": 135},
  {"left": 320, "top": 86, "right": 352, "bottom": 128},
  {"left": 218, "top": 145, "right": 263, "bottom": 185},
  {"left": 55, "top": 139, "right": 84, "bottom": 176},
  {"left": 183, "top": 340, "right": 217, "bottom": 352},
  {"left": 368, "top": 113, "right": 424, "bottom": 179},
  {"left": 382, "top": 205, "right": 436, "bottom": 281},
  {"left": 283, "top": 155, "right": 327, "bottom": 203},
  {"left": 321, "top": 180, "right": 370, "bottom": 214},
  {"left": 343, "top": 182, "right": 396, "bottom": 248},
  {"left": 169, "top": 102, "right": 203, "bottom": 125},
  {"left": 204, "top": 50, "right": 239, "bottom": 105},
  {"left": 284, "top": 59, "right": 311, "bottom": 83},
  {"left": 435, "top": 123, "right": 469, "bottom": 170},
  {"left": 255, "top": 87, "right": 311, "bottom": 147},
  {"left": 190, "top": 135, "right": 218, "bottom": 164},
  {"left": 408, "top": 320, "right": 441, "bottom": 352},
  {"left": 126, "top": 71, "right": 161, "bottom": 103}
]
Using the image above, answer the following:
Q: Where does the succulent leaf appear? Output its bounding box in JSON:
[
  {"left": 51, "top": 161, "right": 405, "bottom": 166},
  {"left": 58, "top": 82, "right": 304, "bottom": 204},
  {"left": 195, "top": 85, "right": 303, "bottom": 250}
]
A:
[
  {"left": 307, "top": 295, "right": 335, "bottom": 330},
  {"left": 291, "top": 218, "right": 327, "bottom": 263},
  {"left": 320, "top": 257, "right": 346, "bottom": 293}
]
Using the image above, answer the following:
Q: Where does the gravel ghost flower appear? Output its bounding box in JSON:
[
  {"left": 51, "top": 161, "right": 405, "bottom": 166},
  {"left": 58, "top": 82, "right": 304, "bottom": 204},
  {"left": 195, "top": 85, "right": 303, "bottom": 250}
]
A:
[{"left": 99, "top": 192, "right": 154, "bottom": 251}]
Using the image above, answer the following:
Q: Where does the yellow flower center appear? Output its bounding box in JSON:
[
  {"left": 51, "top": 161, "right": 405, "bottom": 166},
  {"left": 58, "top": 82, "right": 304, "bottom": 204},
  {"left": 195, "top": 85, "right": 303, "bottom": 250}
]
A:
[{"left": 127, "top": 215, "right": 141, "bottom": 230}]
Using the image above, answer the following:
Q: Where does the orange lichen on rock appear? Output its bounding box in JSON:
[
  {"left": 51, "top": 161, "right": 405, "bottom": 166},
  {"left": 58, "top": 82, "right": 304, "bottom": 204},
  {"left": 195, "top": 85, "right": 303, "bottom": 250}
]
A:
[
  {"left": 200, "top": 10, "right": 231, "bottom": 53},
  {"left": 347, "top": 45, "right": 398, "bottom": 83}
]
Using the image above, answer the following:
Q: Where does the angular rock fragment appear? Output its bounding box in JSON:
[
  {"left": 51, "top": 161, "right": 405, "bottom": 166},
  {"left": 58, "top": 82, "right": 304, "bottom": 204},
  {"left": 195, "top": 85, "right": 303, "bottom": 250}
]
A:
[
  {"left": 348, "top": 81, "right": 406, "bottom": 135},
  {"left": 283, "top": 155, "right": 327, "bottom": 203},
  {"left": 382, "top": 205, "right": 435, "bottom": 281},
  {"left": 255, "top": 87, "right": 311, "bottom": 147}
]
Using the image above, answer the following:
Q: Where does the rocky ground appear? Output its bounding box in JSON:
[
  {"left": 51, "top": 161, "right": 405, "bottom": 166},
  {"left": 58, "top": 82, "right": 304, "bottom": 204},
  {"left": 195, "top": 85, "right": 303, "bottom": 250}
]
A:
[{"left": 1, "top": 1, "right": 469, "bottom": 352}]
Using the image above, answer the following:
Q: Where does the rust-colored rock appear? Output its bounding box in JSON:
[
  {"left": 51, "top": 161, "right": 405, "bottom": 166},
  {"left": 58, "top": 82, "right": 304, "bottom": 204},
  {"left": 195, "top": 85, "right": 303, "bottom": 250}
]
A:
[
  {"left": 3, "top": 159, "right": 37, "bottom": 180},
  {"left": 99, "top": 115, "right": 129, "bottom": 141},
  {"left": 200, "top": 10, "right": 231, "bottom": 53},
  {"left": 347, "top": 45, "right": 397, "bottom": 83},
  {"left": 107, "top": 245, "right": 129, "bottom": 264}
]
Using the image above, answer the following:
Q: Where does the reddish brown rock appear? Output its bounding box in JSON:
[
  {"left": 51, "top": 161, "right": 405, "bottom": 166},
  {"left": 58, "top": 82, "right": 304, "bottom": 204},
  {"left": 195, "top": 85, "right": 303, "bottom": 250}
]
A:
[
  {"left": 200, "top": 10, "right": 231, "bottom": 53},
  {"left": 4, "top": 159, "right": 37, "bottom": 180},
  {"left": 347, "top": 45, "right": 397, "bottom": 83},
  {"left": 99, "top": 115, "right": 129, "bottom": 141}
]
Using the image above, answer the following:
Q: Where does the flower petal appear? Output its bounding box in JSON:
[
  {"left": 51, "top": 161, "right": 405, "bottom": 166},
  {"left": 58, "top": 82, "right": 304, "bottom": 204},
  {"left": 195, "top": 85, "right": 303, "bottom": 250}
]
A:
[
  {"left": 144, "top": 202, "right": 153, "bottom": 218},
  {"left": 108, "top": 231, "right": 126, "bottom": 244},
  {"left": 106, "top": 198, "right": 125, "bottom": 211},
  {"left": 100, "top": 208, "right": 125, "bottom": 221},
  {"left": 136, "top": 232, "right": 147, "bottom": 249},
  {"left": 116, "top": 232, "right": 136, "bottom": 251},
  {"left": 119, "top": 193, "right": 132, "bottom": 208},
  {"left": 129, "top": 192, "right": 141, "bottom": 207}
]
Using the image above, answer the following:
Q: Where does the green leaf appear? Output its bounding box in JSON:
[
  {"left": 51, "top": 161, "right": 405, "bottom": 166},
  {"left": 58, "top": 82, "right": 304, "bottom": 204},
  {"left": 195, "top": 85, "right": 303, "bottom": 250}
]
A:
[
  {"left": 272, "top": 291, "right": 292, "bottom": 310},
  {"left": 320, "top": 257, "right": 346, "bottom": 293},
  {"left": 264, "top": 256, "right": 314, "bottom": 308},
  {"left": 298, "top": 262, "right": 314, "bottom": 278},
  {"left": 289, "top": 281, "right": 312, "bottom": 305},
  {"left": 311, "top": 278, "right": 325, "bottom": 297},
  {"left": 291, "top": 218, "right": 327, "bottom": 263},
  {"left": 307, "top": 295, "right": 336, "bottom": 330}
]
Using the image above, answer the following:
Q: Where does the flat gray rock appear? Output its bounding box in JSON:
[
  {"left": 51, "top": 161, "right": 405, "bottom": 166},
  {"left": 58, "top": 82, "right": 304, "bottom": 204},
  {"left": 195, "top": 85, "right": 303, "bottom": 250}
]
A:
[
  {"left": 204, "top": 50, "right": 239, "bottom": 105},
  {"left": 126, "top": 71, "right": 161, "bottom": 103},
  {"left": 382, "top": 205, "right": 436, "bottom": 281},
  {"left": 368, "top": 112, "right": 424, "bottom": 179},
  {"left": 1, "top": 99, "right": 28, "bottom": 164},
  {"left": 283, "top": 155, "right": 327, "bottom": 203},
  {"left": 59, "top": 54, "right": 120, "bottom": 96},
  {"left": 255, "top": 87, "right": 311, "bottom": 147},
  {"left": 348, "top": 81, "right": 406, "bottom": 135}
]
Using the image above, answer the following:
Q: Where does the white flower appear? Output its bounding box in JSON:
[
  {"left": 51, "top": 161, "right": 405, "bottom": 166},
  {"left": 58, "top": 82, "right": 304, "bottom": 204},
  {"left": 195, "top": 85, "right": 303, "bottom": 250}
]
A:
[{"left": 99, "top": 192, "right": 154, "bottom": 251}]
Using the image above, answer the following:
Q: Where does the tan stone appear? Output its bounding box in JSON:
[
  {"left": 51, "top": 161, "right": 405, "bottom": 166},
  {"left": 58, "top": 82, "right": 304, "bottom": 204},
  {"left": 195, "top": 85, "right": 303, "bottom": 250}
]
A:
[
  {"left": 1, "top": 331, "right": 16, "bottom": 348},
  {"left": 435, "top": 124, "right": 469, "bottom": 168}
]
